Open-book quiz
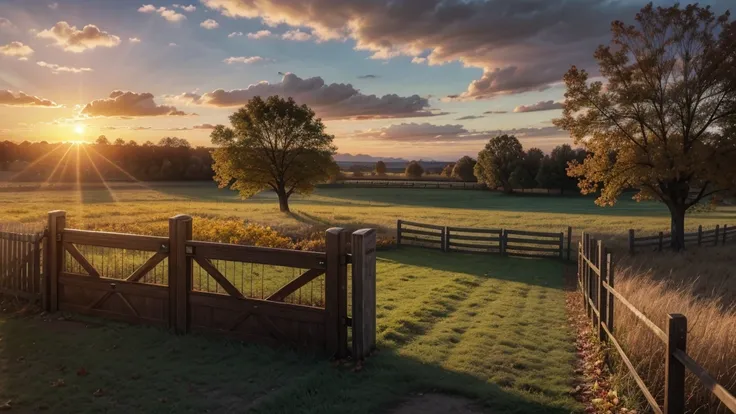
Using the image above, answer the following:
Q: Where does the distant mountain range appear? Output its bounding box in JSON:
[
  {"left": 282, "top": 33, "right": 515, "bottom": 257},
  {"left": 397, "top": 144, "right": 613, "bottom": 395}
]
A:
[{"left": 334, "top": 153, "right": 446, "bottom": 163}]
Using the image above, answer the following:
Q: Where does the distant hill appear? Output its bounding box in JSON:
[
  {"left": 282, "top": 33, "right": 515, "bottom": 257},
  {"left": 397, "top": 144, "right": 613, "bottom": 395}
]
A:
[{"left": 334, "top": 153, "right": 409, "bottom": 163}]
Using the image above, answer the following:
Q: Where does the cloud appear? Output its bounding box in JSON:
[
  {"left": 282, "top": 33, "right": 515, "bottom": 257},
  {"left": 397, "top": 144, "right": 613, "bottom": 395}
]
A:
[
  {"left": 0, "top": 41, "right": 34, "bottom": 58},
  {"left": 223, "top": 56, "right": 272, "bottom": 64},
  {"left": 48, "top": 2, "right": 59, "bottom": 9},
  {"left": 81, "top": 91, "right": 194, "bottom": 117},
  {"left": 0, "top": 90, "right": 59, "bottom": 107},
  {"left": 282, "top": 29, "right": 312, "bottom": 41},
  {"left": 247, "top": 30, "right": 273, "bottom": 39},
  {"left": 172, "top": 72, "right": 443, "bottom": 120},
  {"left": 169, "top": 43, "right": 178, "bottom": 47},
  {"left": 228, "top": 32, "right": 243, "bottom": 38},
  {"left": 200, "top": 19, "right": 219, "bottom": 29},
  {"left": 138, "top": 5, "right": 187, "bottom": 22},
  {"left": 193, "top": 123, "right": 216, "bottom": 129},
  {"left": 513, "top": 100, "right": 564, "bottom": 113},
  {"left": 37, "top": 21, "right": 121, "bottom": 52},
  {"left": 129, "top": 37, "right": 141, "bottom": 43},
  {"left": 455, "top": 115, "right": 484, "bottom": 121},
  {"left": 173, "top": 4, "right": 196, "bottom": 12},
  {"left": 200, "top": 0, "right": 641, "bottom": 99},
  {"left": 102, "top": 126, "right": 153, "bottom": 131},
  {"left": 351, "top": 123, "right": 569, "bottom": 149},
  {"left": 411, "top": 57, "right": 427, "bottom": 64},
  {"left": 37, "top": 61, "right": 93, "bottom": 74},
  {"left": 483, "top": 110, "right": 508, "bottom": 114},
  {"left": 357, "top": 74, "right": 379, "bottom": 79}
]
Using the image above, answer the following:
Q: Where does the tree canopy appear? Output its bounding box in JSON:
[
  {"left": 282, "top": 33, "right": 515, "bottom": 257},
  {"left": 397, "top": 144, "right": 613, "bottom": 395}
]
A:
[
  {"left": 405, "top": 160, "right": 424, "bottom": 178},
  {"left": 451, "top": 156, "right": 477, "bottom": 182},
  {"left": 375, "top": 160, "right": 387, "bottom": 176},
  {"left": 555, "top": 3, "right": 736, "bottom": 250},
  {"left": 210, "top": 95, "right": 338, "bottom": 212},
  {"left": 474, "top": 134, "right": 524, "bottom": 193}
]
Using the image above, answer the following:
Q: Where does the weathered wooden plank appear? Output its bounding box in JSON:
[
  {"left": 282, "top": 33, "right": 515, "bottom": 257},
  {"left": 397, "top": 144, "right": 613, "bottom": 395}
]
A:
[
  {"left": 126, "top": 252, "right": 167, "bottom": 282},
  {"left": 602, "top": 280, "right": 667, "bottom": 342},
  {"left": 193, "top": 255, "right": 244, "bottom": 299},
  {"left": 187, "top": 240, "right": 326, "bottom": 269},
  {"left": 64, "top": 243, "right": 101, "bottom": 277},
  {"left": 400, "top": 220, "right": 445, "bottom": 230},
  {"left": 0, "top": 232, "right": 36, "bottom": 242},
  {"left": 352, "top": 229, "right": 377, "bottom": 360},
  {"left": 189, "top": 291, "right": 325, "bottom": 322},
  {"left": 505, "top": 237, "right": 562, "bottom": 245},
  {"left": 505, "top": 245, "right": 561, "bottom": 253},
  {"left": 400, "top": 235, "right": 442, "bottom": 244},
  {"left": 63, "top": 229, "right": 168, "bottom": 252},
  {"left": 504, "top": 229, "right": 561, "bottom": 237},
  {"left": 58, "top": 303, "right": 168, "bottom": 328},
  {"left": 266, "top": 268, "right": 325, "bottom": 302},
  {"left": 672, "top": 349, "right": 736, "bottom": 412},
  {"left": 448, "top": 234, "right": 501, "bottom": 242},
  {"left": 448, "top": 241, "right": 501, "bottom": 249},
  {"left": 401, "top": 229, "right": 443, "bottom": 237},
  {"left": 445, "top": 226, "right": 502, "bottom": 234},
  {"left": 59, "top": 273, "right": 170, "bottom": 299}
]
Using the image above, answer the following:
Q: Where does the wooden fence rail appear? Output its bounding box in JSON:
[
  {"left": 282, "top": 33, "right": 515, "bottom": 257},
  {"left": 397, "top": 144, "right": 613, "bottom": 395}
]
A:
[
  {"left": 579, "top": 232, "right": 736, "bottom": 414},
  {"left": 397, "top": 219, "right": 571, "bottom": 260},
  {"left": 628, "top": 224, "right": 735, "bottom": 253},
  {"left": 3, "top": 211, "right": 377, "bottom": 359}
]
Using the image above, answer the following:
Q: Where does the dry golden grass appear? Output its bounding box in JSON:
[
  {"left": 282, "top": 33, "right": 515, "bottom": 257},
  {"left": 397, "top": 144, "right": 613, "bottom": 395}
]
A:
[{"left": 610, "top": 248, "right": 736, "bottom": 413}]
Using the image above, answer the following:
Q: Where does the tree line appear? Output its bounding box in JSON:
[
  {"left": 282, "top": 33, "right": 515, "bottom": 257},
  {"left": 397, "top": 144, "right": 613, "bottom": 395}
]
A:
[
  {"left": 0, "top": 137, "right": 214, "bottom": 182},
  {"left": 395, "top": 140, "right": 587, "bottom": 195}
]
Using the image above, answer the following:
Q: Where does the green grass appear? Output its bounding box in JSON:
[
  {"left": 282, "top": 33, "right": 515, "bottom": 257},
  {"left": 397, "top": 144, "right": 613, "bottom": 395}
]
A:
[
  {"left": 1, "top": 183, "right": 734, "bottom": 246},
  {"left": 0, "top": 247, "right": 579, "bottom": 413}
]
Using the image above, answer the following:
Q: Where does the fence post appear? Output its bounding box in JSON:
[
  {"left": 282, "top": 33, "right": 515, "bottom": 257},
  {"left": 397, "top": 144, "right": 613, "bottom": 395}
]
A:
[
  {"left": 723, "top": 224, "right": 728, "bottom": 245},
  {"left": 583, "top": 233, "right": 590, "bottom": 317},
  {"left": 46, "top": 210, "right": 66, "bottom": 312},
  {"left": 500, "top": 230, "right": 507, "bottom": 255},
  {"left": 665, "top": 314, "right": 687, "bottom": 414},
  {"left": 597, "top": 240, "right": 607, "bottom": 342},
  {"left": 628, "top": 229, "right": 635, "bottom": 254},
  {"left": 714, "top": 225, "right": 720, "bottom": 246},
  {"left": 169, "top": 215, "right": 192, "bottom": 334},
  {"left": 606, "top": 253, "right": 614, "bottom": 335},
  {"left": 326, "top": 227, "right": 349, "bottom": 359},
  {"left": 396, "top": 220, "right": 402, "bottom": 246},
  {"left": 566, "top": 226, "right": 572, "bottom": 261},
  {"left": 697, "top": 225, "right": 702, "bottom": 246},
  {"left": 351, "top": 229, "right": 377, "bottom": 361},
  {"left": 442, "top": 226, "right": 449, "bottom": 252},
  {"left": 32, "top": 235, "right": 41, "bottom": 298}
]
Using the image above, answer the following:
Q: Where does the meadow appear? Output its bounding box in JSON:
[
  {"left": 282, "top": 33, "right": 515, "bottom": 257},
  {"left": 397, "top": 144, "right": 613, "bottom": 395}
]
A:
[{"left": 1, "top": 182, "right": 735, "bottom": 412}]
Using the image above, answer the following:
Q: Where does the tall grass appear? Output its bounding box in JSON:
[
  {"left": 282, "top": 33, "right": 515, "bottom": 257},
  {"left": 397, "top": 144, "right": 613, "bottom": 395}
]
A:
[{"left": 610, "top": 248, "right": 736, "bottom": 413}]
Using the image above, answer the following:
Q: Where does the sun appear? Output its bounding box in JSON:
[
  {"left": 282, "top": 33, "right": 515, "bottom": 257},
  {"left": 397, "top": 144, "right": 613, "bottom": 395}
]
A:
[{"left": 74, "top": 124, "right": 86, "bottom": 135}]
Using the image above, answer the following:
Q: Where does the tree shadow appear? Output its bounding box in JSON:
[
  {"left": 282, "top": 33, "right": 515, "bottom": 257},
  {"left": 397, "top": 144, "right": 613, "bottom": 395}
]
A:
[
  {"left": 289, "top": 210, "right": 394, "bottom": 234},
  {"left": 0, "top": 312, "right": 576, "bottom": 413}
]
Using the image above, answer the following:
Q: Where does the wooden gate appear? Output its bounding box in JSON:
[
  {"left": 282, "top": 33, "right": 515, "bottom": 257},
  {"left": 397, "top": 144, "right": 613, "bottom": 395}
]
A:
[
  {"left": 43, "top": 211, "right": 377, "bottom": 358},
  {"left": 0, "top": 228, "right": 44, "bottom": 300},
  {"left": 49, "top": 211, "right": 171, "bottom": 327}
]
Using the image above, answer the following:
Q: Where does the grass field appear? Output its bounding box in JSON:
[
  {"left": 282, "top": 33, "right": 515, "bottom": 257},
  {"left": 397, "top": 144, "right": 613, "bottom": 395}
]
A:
[
  {"left": 1, "top": 182, "right": 734, "bottom": 247},
  {"left": 0, "top": 247, "right": 578, "bottom": 413}
]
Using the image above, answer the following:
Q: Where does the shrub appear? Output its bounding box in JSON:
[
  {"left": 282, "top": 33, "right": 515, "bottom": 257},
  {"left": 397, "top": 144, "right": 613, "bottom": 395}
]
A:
[{"left": 405, "top": 160, "right": 424, "bottom": 178}]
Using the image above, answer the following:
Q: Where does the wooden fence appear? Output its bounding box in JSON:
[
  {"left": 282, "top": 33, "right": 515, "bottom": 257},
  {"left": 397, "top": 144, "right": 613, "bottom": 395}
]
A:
[
  {"left": 579, "top": 233, "right": 736, "bottom": 414},
  {"left": 397, "top": 220, "right": 572, "bottom": 260},
  {"left": 628, "top": 224, "right": 735, "bottom": 253},
  {"left": 323, "top": 181, "right": 487, "bottom": 190},
  {"left": 0, "top": 228, "right": 45, "bottom": 300},
  {"left": 30, "top": 211, "right": 377, "bottom": 359}
]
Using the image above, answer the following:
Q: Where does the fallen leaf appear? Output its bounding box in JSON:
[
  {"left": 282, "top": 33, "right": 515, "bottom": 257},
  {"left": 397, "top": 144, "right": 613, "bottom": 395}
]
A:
[
  {"left": 51, "top": 379, "right": 65, "bottom": 388},
  {"left": 92, "top": 389, "right": 104, "bottom": 397},
  {"left": 0, "top": 400, "right": 11, "bottom": 411},
  {"left": 77, "top": 368, "right": 89, "bottom": 377}
]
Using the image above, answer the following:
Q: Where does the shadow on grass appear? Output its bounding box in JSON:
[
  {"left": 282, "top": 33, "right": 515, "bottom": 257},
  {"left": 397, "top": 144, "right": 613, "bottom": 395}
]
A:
[
  {"left": 79, "top": 185, "right": 117, "bottom": 204},
  {"left": 289, "top": 210, "right": 394, "bottom": 234},
  {"left": 379, "top": 246, "right": 568, "bottom": 290},
  {"left": 0, "top": 313, "right": 572, "bottom": 414}
]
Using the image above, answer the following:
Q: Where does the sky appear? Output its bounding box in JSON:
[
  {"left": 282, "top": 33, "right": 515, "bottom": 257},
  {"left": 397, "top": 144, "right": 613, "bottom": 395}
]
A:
[{"left": 0, "top": 0, "right": 731, "bottom": 160}]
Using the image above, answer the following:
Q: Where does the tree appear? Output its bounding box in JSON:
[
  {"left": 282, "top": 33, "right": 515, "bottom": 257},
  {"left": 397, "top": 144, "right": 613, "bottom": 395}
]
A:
[
  {"left": 114, "top": 138, "right": 125, "bottom": 146},
  {"left": 159, "top": 137, "right": 191, "bottom": 148},
  {"left": 555, "top": 3, "right": 736, "bottom": 250},
  {"left": 95, "top": 135, "right": 109, "bottom": 145},
  {"left": 405, "top": 160, "right": 424, "bottom": 178},
  {"left": 474, "top": 134, "right": 524, "bottom": 193},
  {"left": 535, "top": 145, "right": 585, "bottom": 195},
  {"left": 126, "top": 140, "right": 138, "bottom": 147},
  {"left": 441, "top": 163, "right": 455, "bottom": 177},
  {"left": 210, "top": 95, "right": 337, "bottom": 213},
  {"left": 510, "top": 165, "right": 536, "bottom": 190},
  {"left": 375, "top": 160, "right": 387, "bottom": 176},
  {"left": 451, "top": 156, "right": 477, "bottom": 182}
]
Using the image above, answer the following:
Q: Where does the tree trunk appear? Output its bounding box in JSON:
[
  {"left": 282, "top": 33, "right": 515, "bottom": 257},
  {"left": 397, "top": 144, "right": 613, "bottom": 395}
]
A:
[
  {"left": 668, "top": 203, "right": 686, "bottom": 251},
  {"left": 277, "top": 190, "right": 290, "bottom": 213}
]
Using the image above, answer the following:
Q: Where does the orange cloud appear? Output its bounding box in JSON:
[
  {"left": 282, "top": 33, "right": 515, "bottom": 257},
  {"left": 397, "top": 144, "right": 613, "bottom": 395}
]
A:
[{"left": 37, "top": 21, "right": 120, "bottom": 52}]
